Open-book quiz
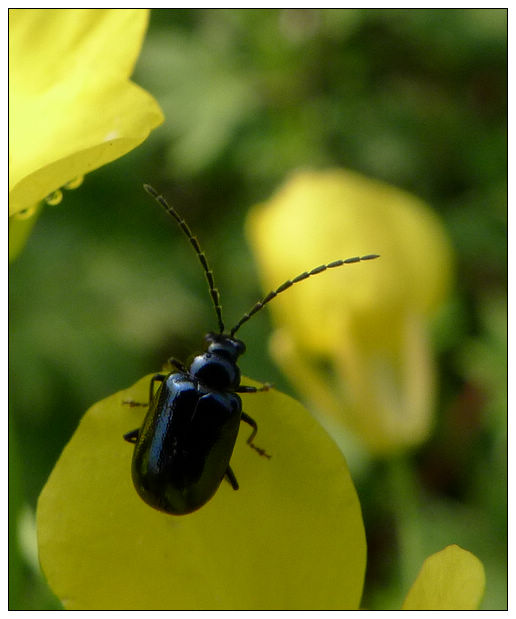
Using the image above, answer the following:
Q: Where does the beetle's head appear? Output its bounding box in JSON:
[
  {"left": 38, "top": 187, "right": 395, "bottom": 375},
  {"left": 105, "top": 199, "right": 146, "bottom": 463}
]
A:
[
  {"left": 189, "top": 333, "right": 245, "bottom": 391},
  {"left": 205, "top": 332, "right": 246, "bottom": 359}
]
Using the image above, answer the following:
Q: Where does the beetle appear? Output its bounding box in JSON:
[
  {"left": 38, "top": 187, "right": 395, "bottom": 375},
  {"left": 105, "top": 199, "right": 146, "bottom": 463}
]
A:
[{"left": 124, "top": 184, "right": 379, "bottom": 515}]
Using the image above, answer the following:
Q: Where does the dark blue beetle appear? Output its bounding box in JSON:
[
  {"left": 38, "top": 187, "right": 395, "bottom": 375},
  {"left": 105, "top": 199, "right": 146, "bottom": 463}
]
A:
[{"left": 124, "top": 185, "right": 379, "bottom": 515}]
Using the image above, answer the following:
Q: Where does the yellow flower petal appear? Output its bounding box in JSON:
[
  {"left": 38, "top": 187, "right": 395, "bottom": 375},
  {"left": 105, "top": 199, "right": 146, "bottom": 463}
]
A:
[
  {"left": 402, "top": 545, "right": 485, "bottom": 610},
  {"left": 10, "top": 9, "right": 148, "bottom": 91},
  {"left": 9, "top": 9, "right": 164, "bottom": 215},
  {"left": 37, "top": 375, "right": 366, "bottom": 610}
]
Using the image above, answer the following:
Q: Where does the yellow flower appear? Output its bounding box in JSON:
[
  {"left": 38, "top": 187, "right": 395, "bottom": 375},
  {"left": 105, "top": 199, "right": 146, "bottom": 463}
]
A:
[
  {"left": 247, "top": 169, "right": 453, "bottom": 455},
  {"left": 37, "top": 375, "right": 366, "bottom": 609},
  {"left": 9, "top": 9, "right": 163, "bottom": 256}
]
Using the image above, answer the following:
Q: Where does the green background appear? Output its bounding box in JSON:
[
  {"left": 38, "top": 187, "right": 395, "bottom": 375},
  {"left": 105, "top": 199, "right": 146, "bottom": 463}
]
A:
[{"left": 10, "top": 9, "right": 507, "bottom": 610}]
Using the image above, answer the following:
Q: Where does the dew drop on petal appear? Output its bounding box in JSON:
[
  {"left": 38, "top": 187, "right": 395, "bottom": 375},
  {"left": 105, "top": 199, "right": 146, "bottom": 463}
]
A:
[
  {"left": 13, "top": 205, "right": 37, "bottom": 220},
  {"left": 64, "top": 176, "right": 84, "bottom": 191},
  {"left": 45, "top": 189, "right": 63, "bottom": 206}
]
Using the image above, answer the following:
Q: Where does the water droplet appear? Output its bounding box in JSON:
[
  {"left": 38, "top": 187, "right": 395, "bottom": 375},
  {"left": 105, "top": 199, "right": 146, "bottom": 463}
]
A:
[
  {"left": 45, "top": 189, "right": 63, "bottom": 206},
  {"left": 14, "top": 206, "right": 37, "bottom": 220},
  {"left": 64, "top": 176, "right": 84, "bottom": 190}
]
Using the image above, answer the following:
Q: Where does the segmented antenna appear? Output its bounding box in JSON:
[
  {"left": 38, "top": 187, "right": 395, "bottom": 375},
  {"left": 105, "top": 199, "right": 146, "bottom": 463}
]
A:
[
  {"left": 144, "top": 184, "right": 225, "bottom": 334},
  {"left": 229, "top": 254, "right": 380, "bottom": 337}
]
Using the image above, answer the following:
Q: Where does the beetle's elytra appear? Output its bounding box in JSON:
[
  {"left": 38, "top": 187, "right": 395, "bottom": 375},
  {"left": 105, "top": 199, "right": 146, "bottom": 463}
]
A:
[{"left": 124, "top": 184, "right": 379, "bottom": 515}]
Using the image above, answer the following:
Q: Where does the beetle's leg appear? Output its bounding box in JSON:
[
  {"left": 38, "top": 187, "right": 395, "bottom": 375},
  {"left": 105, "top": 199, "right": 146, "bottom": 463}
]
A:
[
  {"left": 122, "top": 374, "right": 167, "bottom": 441},
  {"left": 163, "top": 357, "right": 187, "bottom": 373},
  {"left": 123, "top": 429, "right": 139, "bottom": 444},
  {"left": 149, "top": 373, "right": 167, "bottom": 403},
  {"left": 241, "top": 412, "right": 271, "bottom": 459},
  {"left": 235, "top": 382, "right": 272, "bottom": 394},
  {"left": 224, "top": 466, "right": 239, "bottom": 490},
  {"left": 122, "top": 373, "right": 166, "bottom": 408}
]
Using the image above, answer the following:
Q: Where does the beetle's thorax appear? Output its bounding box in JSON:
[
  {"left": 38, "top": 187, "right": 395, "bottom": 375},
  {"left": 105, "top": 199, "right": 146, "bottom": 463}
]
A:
[{"left": 189, "top": 333, "right": 246, "bottom": 391}]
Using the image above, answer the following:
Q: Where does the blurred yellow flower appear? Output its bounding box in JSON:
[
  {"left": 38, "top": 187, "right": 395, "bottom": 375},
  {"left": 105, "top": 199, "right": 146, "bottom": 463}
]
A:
[
  {"left": 402, "top": 545, "right": 485, "bottom": 610},
  {"left": 247, "top": 169, "right": 453, "bottom": 455},
  {"left": 9, "top": 9, "right": 163, "bottom": 256}
]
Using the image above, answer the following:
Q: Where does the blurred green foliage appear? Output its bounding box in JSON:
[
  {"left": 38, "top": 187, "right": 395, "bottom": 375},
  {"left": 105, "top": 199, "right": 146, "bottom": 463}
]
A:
[{"left": 10, "top": 9, "right": 506, "bottom": 610}]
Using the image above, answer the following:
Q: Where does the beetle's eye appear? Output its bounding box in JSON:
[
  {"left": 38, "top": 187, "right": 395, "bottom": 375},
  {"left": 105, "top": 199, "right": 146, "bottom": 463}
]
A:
[{"left": 234, "top": 339, "right": 246, "bottom": 355}]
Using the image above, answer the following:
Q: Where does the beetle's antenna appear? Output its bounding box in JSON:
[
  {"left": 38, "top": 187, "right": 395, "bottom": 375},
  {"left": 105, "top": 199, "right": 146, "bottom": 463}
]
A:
[
  {"left": 229, "top": 254, "right": 380, "bottom": 337},
  {"left": 144, "top": 184, "right": 225, "bottom": 334}
]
